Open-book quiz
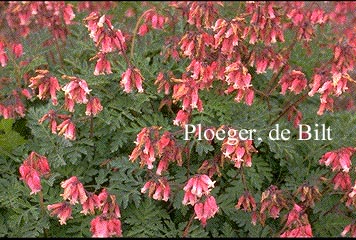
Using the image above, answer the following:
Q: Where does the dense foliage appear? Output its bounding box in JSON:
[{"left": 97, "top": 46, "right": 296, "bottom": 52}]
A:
[{"left": 0, "top": 1, "right": 355, "bottom": 237}]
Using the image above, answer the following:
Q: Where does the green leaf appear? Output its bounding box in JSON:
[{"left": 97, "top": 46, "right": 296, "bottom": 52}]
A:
[{"left": 0, "top": 119, "right": 26, "bottom": 154}]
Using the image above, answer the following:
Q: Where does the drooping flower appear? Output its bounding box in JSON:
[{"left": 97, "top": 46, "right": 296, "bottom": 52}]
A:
[
  {"left": 341, "top": 223, "right": 356, "bottom": 237},
  {"left": 155, "top": 131, "right": 183, "bottom": 175},
  {"left": 280, "top": 204, "right": 313, "bottom": 237},
  {"left": 90, "top": 215, "right": 122, "bottom": 238},
  {"left": 224, "top": 62, "right": 255, "bottom": 105},
  {"left": 141, "top": 178, "right": 171, "bottom": 201},
  {"left": 129, "top": 127, "right": 159, "bottom": 169},
  {"left": 19, "top": 164, "right": 42, "bottom": 195},
  {"left": 47, "top": 202, "right": 73, "bottom": 225},
  {"left": 57, "top": 118, "right": 76, "bottom": 140},
  {"left": 235, "top": 191, "right": 257, "bottom": 212},
  {"left": 60, "top": 176, "right": 87, "bottom": 205},
  {"left": 93, "top": 53, "right": 112, "bottom": 76},
  {"left": 84, "top": 12, "right": 126, "bottom": 54},
  {"left": 19, "top": 152, "right": 51, "bottom": 195},
  {"left": 120, "top": 67, "right": 145, "bottom": 93},
  {"left": 0, "top": 41, "right": 8, "bottom": 67},
  {"left": 183, "top": 175, "right": 215, "bottom": 206},
  {"left": 154, "top": 72, "right": 171, "bottom": 95},
  {"left": 280, "top": 224, "right": 313, "bottom": 238},
  {"left": 332, "top": 172, "right": 351, "bottom": 191},
  {"left": 23, "top": 151, "right": 51, "bottom": 176},
  {"left": 295, "top": 184, "right": 321, "bottom": 207},
  {"left": 81, "top": 192, "right": 100, "bottom": 215},
  {"left": 279, "top": 70, "right": 307, "bottom": 95},
  {"left": 29, "top": 69, "right": 61, "bottom": 105},
  {"left": 260, "top": 185, "right": 288, "bottom": 220},
  {"left": 173, "top": 109, "right": 191, "bottom": 127},
  {"left": 86, "top": 96, "right": 103, "bottom": 116},
  {"left": 100, "top": 194, "right": 121, "bottom": 219},
  {"left": 319, "top": 147, "right": 355, "bottom": 173},
  {"left": 11, "top": 43, "right": 23, "bottom": 58},
  {"left": 62, "top": 75, "right": 92, "bottom": 110},
  {"left": 221, "top": 128, "right": 257, "bottom": 169},
  {"left": 194, "top": 195, "right": 219, "bottom": 227}
]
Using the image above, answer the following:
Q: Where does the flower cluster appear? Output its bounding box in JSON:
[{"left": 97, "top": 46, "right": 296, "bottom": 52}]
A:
[
  {"left": 0, "top": 89, "right": 28, "bottom": 119},
  {"left": 47, "top": 176, "right": 122, "bottom": 237},
  {"left": 279, "top": 70, "right": 308, "bottom": 95},
  {"left": 29, "top": 70, "right": 61, "bottom": 106},
  {"left": 138, "top": 9, "right": 167, "bottom": 36},
  {"left": 295, "top": 184, "right": 321, "bottom": 208},
  {"left": 182, "top": 174, "right": 219, "bottom": 227},
  {"left": 221, "top": 127, "right": 257, "bottom": 169},
  {"left": 5, "top": 2, "right": 75, "bottom": 39},
  {"left": 62, "top": 75, "right": 92, "bottom": 112},
  {"left": 235, "top": 191, "right": 257, "bottom": 212},
  {"left": 130, "top": 127, "right": 182, "bottom": 174},
  {"left": 19, "top": 152, "right": 50, "bottom": 195},
  {"left": 141, "top": 177, "right": 171, "bottom": 202},
  {"left": 258, "top": 185, "right": 288, "bottom": 225},
  {"left": 280, "top": 204, "right": 313, "bottom": 237},
  {"left": 32, "top": 72, "right": 102, "bottom": 140},
  {"left": 120, "top": 67, "right": 145, "bottom": 93},
  {"left": 319, "top": 147, "right": 355, "bottom": 173},
  {"left": 84, "top": 12, "right": 126, "bottom": 76},
  {"left": 131, "top": 128, "right": 184, "bottom": 202}
]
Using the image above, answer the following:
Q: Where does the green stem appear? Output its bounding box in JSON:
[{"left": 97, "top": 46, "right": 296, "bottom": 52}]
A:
[
  {"left": 183, "top": 212, "right": 196, "bottom": 238},
  {"left": 130, "top": 10, "right": 151, "bottom": 61},
  {"left": 38, "top": 191, "right": 48, "bottom": 238}
]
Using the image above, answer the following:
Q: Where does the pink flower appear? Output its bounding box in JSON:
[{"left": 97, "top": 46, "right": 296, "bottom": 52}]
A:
[
  {"left": 12, "top": 43, "right": 23, "bottom": 58},
  {"left": 194, "top": 196, "right": 219, "bottom": 227},
  {"left": 29, "top": 70, "right": 61, "bottom": 105},
  {"left": 221, "top": 134, "right": 257, "bottom": 168},
  {"left": 120, "top": 68, "right": 145, "bottom": 93},
  {"left": 94, "top": 53, "right": 112, "bottom": 75},
  {"left": 341, "top": 223, "right": 356, "bottom": 237},
  {"left": 129, "top": 127, "right": 159, "bottom": 169},
  {"left": 19, "top": 152, "right": 51, "bottom": 195},
  {"left": 138, "top": 23, "right": 149, "bottom": 36},
  {"left": 235, "top": 191, "right": 257, "bottom": 212},
  {"left": 154, "top": 72, "right": 171, "bottom": 95},
  {"left": 0, "top": 41, "right": 8, "bottom": 67},
  {"left": 57, "top": 119, "right": 76, "bottom": 140},
  {"left": 86, "top": 97, "right": 103, "bottom": 116},
  {"left": 21, "top": 88, "right": 32, "bottom": 99},
  {"left": 348, "top": 181, "right": 356, "bottom": 199},
  {"left": 90, "top": 216, "right": 122, "bottom": 238},
  {"left": 332, "top": 172, "right": 351, "bottom": 191},
  {"left": 279, "top": 70, "right": 307, "bottom": 95},
  {"left": 91, "top": 216, "right": 109, "bottom": 238},
  {"left": 141, "top": 178, "right": 171, "bottom": 201},
  {"left": 47, "top": 202, "right": 73, "bottom": 225},
  {"left": 285, "top": 204, "right": 303, "bottom": 227},
  {"left": 173, "top": 109, "right": 190, "bottom": 127},
  {"left": 81, "top": 192, "right": 100, "bottom": 215},
  {"left": 63, "top": 4, "right": 75, "bottom": 25},
  {"left": 84, "top": 12, "right": 126, "bottom": 54},
  {"left": 319, "top": 147, "right": 355, "bottom": 172},
  {"left": 260, "top": 185, "right": 288, "bottom": 219},
  {"left": 19, "top": 165, "right": 42, "bottom": 195},
  {"left": 280, "top": 224, "right": 313, "bottom": 237},
  {"left": 183, "top": 175, "right": 215, "bottom": 205},
  {"left": 60, "top": 176, "right": 88, "bottom": 205},
  {"left": 107, "top": 218, "right": 122, "bottom": 237},
  {"left": 97, "top": 188, "right": 109, "bottom": 208},
  {"left": 38, "top": 110, "right": 70, "bottom": 135},
  {"left": 62, "top": 75, "right": 92, "bottom": 106},
  {"left": 100, "top": 194, "right": 121, "bottom": 219}
]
